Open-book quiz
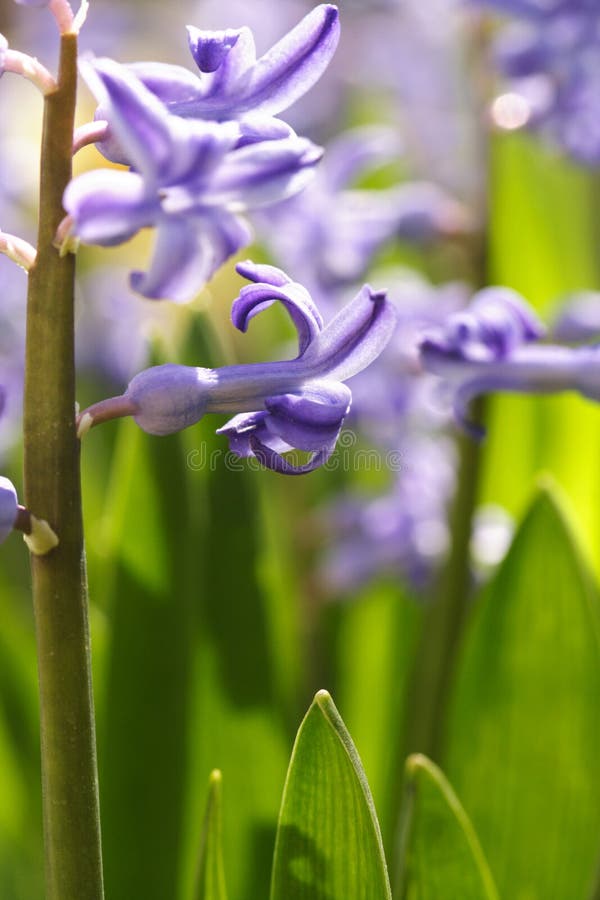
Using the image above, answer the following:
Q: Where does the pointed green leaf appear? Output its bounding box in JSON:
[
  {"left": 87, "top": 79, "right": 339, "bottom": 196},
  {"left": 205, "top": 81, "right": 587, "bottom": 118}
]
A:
[
  {"left": 271, "top": 690, "right": 391, "bottom": 900},
  {"left": 194, "top": 770, "right": 227, "bottom": 900},
  {"left": 395, "top": 754, "right": 498, "bottom": 900},
  {"left": 445, "top": 484, "right": 600, "bottom": 900}
]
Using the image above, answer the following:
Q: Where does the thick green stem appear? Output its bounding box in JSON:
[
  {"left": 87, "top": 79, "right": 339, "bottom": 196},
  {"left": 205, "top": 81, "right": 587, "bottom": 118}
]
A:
[{"left": 23, "top": 34, "right": 104, "bottom": 900}]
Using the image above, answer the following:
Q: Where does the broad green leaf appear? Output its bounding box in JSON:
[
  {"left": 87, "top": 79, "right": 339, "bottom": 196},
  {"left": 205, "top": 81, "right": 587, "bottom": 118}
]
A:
[
  {"left": 395, "top": 754, "right": 498, "bottom": 900},
  {"left": 445, "top": 484, "right": 600, "bottom": 900},
  {"left": 194, "top": 770, "right": 227, "bottom": 900},
  {"left": 271, "top": 690, "right": 391, "bottom": 900}
]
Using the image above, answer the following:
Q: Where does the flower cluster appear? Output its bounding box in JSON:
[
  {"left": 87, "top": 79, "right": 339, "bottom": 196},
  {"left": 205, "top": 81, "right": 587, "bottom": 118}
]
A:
[
  {"left": 66, "top": 5, "right": 340, "bottom": 301},
  {"left": 477, "top": 0, "right": 600, "bottom": 164}
]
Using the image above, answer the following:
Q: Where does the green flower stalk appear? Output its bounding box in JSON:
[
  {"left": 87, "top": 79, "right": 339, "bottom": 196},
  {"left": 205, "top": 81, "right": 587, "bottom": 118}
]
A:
[{"left": 23, "top": 26, "right": 104, "bottom": 900}]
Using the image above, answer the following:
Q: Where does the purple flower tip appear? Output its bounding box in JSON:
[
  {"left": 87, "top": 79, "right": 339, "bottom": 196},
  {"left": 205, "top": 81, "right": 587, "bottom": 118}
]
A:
[{"left": 0, "top": 477, "right": 18, "bottom": 544}]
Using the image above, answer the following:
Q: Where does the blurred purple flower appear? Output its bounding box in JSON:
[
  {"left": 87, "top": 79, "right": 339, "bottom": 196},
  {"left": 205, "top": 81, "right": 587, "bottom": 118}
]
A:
[
  {"left": 255, "top": 126, "right": 470, "bottom": 309},
  {"left": 64, "top": 59, "right": 322, "bottom": 301},
  {"left": 321, "top": 434, "right": 457, "bottom": 592},
  {"left": 419, "top": 285, "right": 600, "bottom": 435},
  {"left": 480, "top": 0, "right": 600, "bottom": 163},
  {"left": 551, "top": 291, "right": 600, "bottom": 343},
  {"left": 79, "top": 261, "right": 397, "bottom": 475}
]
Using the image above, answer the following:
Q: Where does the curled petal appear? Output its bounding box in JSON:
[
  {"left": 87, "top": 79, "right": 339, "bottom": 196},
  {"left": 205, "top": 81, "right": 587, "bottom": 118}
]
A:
[
  {"left": 264, "top": 382, "right": 351, "bottom": 451},
  {"left": 216, "top": 410, "right": 272, "bottom": 457},
  {"left": 187, "top": 28, "right": 246, "bottom": 74},
  {"left": 0, "top": 476, "right": 18, "bottom": 544},
  {"left": 232, "top": 274, "right": 323, "bottom": 355},
  {"left": 64, "top": 170, "right": 156, "bottom": 245},
  {"left": 235, "top": 260, "right": 291, "bottom": 287},
  {"left": 249, "top": 435, "right": 334, "bottom": 475},
  {"left": 302, "top": 284, "right": 398, "bottom": 381},
  {"left": 237, "top": 4, "right": 340, "bottom": 117}
]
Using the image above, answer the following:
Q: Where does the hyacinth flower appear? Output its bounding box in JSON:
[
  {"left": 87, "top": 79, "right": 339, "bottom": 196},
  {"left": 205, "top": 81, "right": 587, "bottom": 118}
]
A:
[
  {"left": 90, "top": 4, "right": 340, "bottom": 164},
  {"left": 419, "top": 286, "right": 600, "bottom": 436},
  {"left": 477, "top": 0, "right": 600, "bottom": 163},
  {"left": 64, "top": 60, "right": 322, "bottom": 301},
  {"left": 77, "top": 261, "right": 396, "bottom": 474}
]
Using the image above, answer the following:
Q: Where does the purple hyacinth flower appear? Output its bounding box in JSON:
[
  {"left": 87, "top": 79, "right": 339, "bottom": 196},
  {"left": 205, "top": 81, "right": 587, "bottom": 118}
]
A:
[
  {"left": 97, "top": 4, "right": 339, "bottom": 151},
  {"left": 78, "top": 261, "right": 397, "bottom": 475},
  {"left": 420, "top": 285, "right": 600, "bottom": 436},
  {"left": 0, "top": 476, "right": 18, "bottom": 544},
  {"left": 64, "top": 59, "right": 322, "bottom": 301}
]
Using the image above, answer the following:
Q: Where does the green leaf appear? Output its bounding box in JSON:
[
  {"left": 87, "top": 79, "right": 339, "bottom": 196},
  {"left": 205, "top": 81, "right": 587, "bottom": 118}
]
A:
[
  {"left": 395, "top": 754, "right": 498, "bottom": 900},
  {"left": 194, "top": 770, "right": 227, "bottom": 900},
  {"left": 270, "top": 690, "right": 391, "bottom": 900},
  {"left": 445, "top": 484, "right": 600, "bottom": 900},
  {"left": 96, "top": 421, "right": 197, "bottom": 900},
  {"left": 333, "top": 582, "right": 422, "bottom": 850}
]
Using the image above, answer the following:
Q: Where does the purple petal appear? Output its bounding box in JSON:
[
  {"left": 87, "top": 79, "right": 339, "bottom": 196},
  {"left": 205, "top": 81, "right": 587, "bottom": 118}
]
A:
[
  {"left": 216, "top": 410, "right": 271, "bottom": 457},
  {"left": 185, "top": 27, "right": 256, "bottom": 102},
  {"left": 187, "top": 28, "right": 244, "bottom": 73},
  {"left": 236, "top": 4, "right": 340, "bottom": 117},
  {"left": 232, "top": 275, "right": 323, "bottom": 355},
  {"left": 129, "top": 61, "right": 205, "bottom": 106},
  {"left": 235, "top": 260, "right": 291, "bottom": 287},
  {"left": 129, "top": 218, "right": 210, "bottom": 302},
  {"left": 249, "top": 435, "right": 334, "bottom": 475},
  {"left": 0, "top": 476, "right": 18, "bottom": 544},
  {"left": 264, "top": 382, "right": 351, "bottom": 451},
  {"left": 64, "top": 170, "right": 156, "bottom": 246},
  {"left": 301, "top": 284, "right": 398, "bottom": 381},
  {"left": 84, "top": 60, "right": 236, "bottom": 187},
  {"left": 81, "top": 58, "right": 177, "bottom": 180},
  {"left": 204, "top": 136, "right": 323, "bottom": 209}
]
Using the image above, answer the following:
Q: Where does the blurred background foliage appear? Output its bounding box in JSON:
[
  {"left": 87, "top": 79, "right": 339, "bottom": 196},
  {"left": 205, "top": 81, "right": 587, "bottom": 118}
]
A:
[{"left": 1, "top": 0, "right": 600, "bottom": 898}]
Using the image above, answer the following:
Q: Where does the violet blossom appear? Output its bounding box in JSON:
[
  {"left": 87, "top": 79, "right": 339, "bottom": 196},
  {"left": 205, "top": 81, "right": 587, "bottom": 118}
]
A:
[
  {"left": 78, "top": 261, "right": 397, "bottom": 475},
  {"left": 64, "top": 59, "right": 322, "bottom": 301},
  {"left": 94, "top": 4, "right": 340, "bottom": 165},
  {"left": 419, "top": 285, "right": 600, "bottom": 436}
]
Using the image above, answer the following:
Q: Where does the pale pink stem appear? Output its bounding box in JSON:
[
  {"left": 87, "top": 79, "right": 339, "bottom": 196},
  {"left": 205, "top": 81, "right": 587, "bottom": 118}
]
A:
[
  {"left": 3, "top": 50, "right": 56, "bottom": 95},
  {"left": 0, "top": 231, "right": 37, "bottom": 270},
  {"left": 73, "top": 120, "right": 109, "bottom": 155}
]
